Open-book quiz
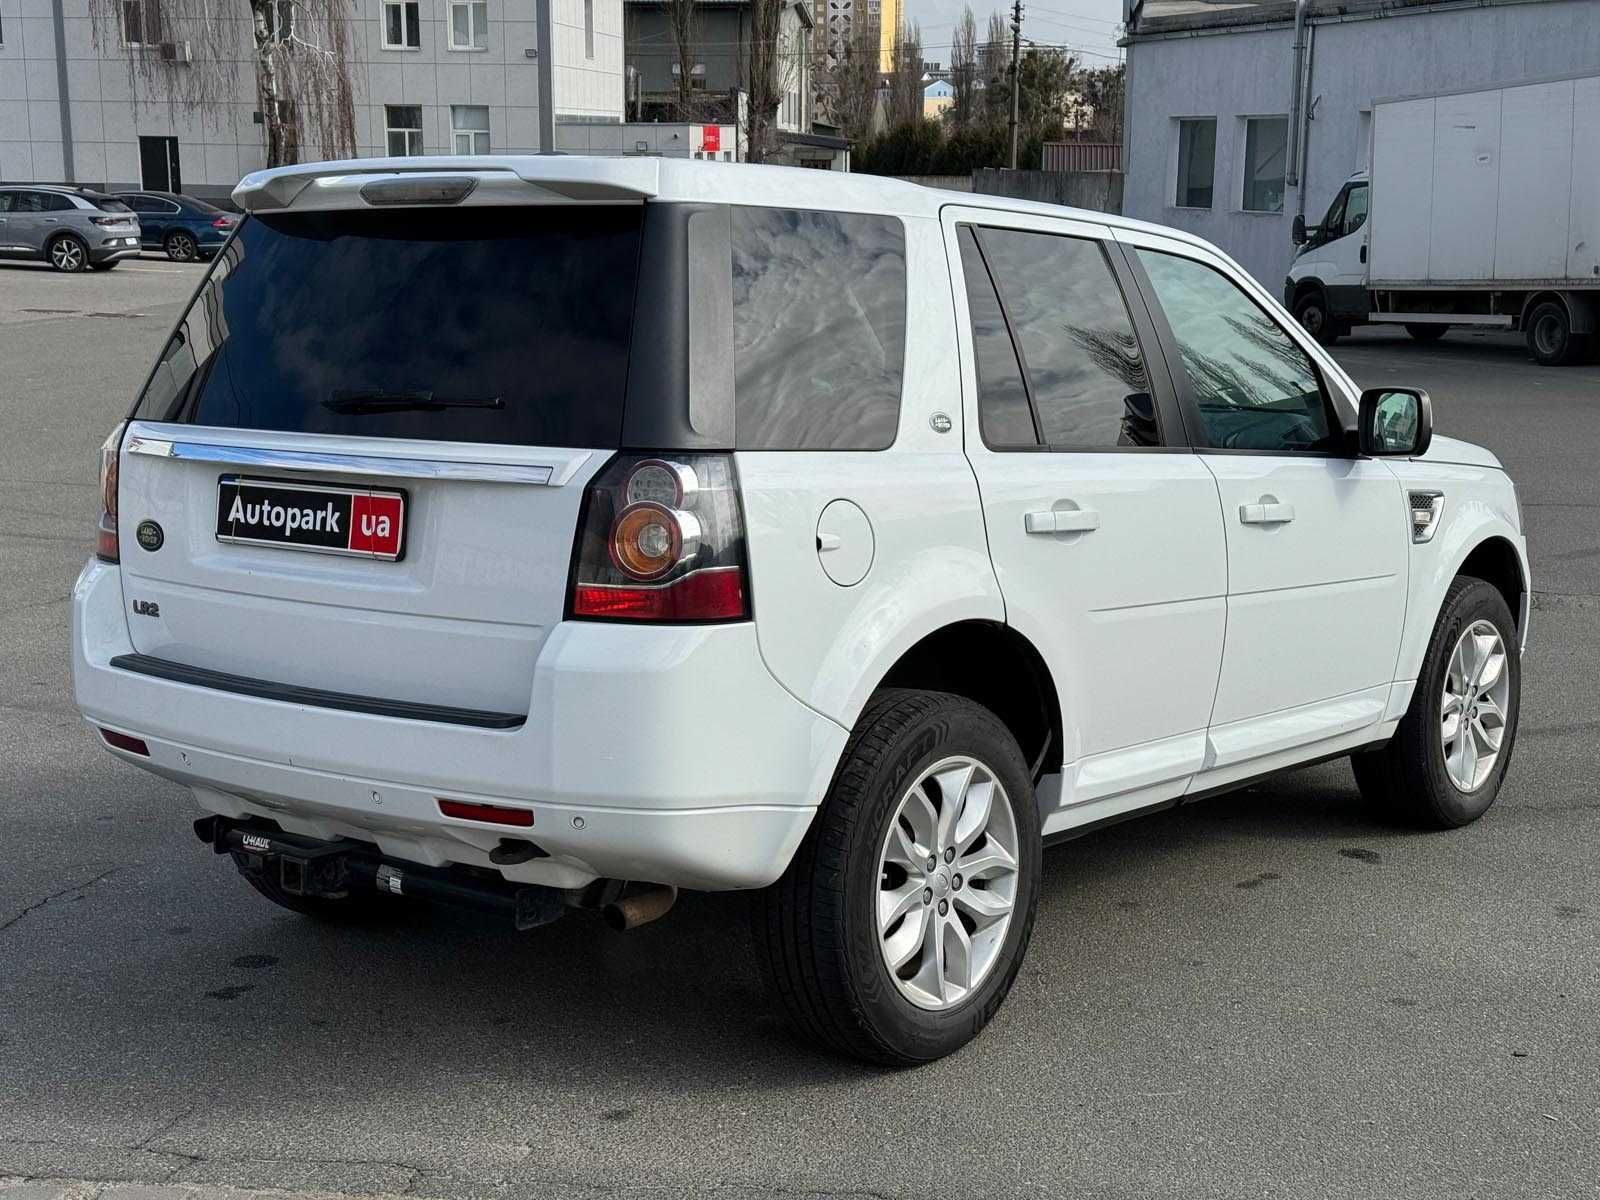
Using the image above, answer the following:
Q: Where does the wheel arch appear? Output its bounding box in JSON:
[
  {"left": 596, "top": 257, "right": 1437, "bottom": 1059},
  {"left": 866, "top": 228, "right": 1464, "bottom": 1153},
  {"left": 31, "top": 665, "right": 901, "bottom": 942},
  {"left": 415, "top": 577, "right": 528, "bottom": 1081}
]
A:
[
  {"left": 1395, "top": 513, "right": 1530, "bottom": 691},
  {"left": 1519, "top": 290, "right": 1598, "bottom": 336},
  {"left": 870, "top": 620, "right": 1063, "bottom": 782}
]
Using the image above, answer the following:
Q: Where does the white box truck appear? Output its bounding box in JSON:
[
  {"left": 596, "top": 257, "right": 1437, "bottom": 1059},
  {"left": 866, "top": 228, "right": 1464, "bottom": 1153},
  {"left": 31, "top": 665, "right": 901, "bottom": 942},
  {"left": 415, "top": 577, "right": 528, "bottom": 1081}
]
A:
[{"left": 1285, "top": 70, "right": 1600, "bottom": 364}]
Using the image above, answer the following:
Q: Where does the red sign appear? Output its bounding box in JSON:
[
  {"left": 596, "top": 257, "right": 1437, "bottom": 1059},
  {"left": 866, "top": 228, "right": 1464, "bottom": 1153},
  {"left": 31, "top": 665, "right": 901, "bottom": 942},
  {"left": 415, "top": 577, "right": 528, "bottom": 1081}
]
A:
[
  {"left": 703, "top": 125, "right": 721, "bottom": 153},
  {"left": 349, "top": 493, "right": 405, "bottom": 558}
]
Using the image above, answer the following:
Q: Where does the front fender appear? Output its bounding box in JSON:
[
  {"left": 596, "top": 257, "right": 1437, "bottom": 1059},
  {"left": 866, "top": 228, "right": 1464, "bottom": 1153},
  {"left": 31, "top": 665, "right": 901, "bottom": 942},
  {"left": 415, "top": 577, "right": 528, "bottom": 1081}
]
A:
[{"left": 1391, "top": 466, "right": 1529, "bottom": 688}]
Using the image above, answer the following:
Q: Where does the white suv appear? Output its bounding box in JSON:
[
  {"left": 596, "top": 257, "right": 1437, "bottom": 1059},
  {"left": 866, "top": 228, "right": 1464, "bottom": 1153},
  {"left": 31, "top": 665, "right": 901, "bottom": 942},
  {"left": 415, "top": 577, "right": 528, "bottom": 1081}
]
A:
[{"left": 72, "top": 157, "right": 1529, "bottom": 1064}]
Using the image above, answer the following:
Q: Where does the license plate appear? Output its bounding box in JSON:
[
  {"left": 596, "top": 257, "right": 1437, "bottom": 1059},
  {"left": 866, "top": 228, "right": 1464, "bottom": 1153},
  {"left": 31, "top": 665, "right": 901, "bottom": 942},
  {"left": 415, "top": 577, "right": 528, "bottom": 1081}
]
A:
[{"left": 216, "top": 476, "right": 405, "bottom": 561}]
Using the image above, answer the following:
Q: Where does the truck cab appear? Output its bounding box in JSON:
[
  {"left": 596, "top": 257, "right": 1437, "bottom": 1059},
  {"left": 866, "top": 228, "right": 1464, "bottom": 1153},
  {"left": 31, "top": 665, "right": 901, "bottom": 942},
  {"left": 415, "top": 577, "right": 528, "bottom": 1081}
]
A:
[{"left": 1285, "top": 171, "right": 1372, "bottom": 344}]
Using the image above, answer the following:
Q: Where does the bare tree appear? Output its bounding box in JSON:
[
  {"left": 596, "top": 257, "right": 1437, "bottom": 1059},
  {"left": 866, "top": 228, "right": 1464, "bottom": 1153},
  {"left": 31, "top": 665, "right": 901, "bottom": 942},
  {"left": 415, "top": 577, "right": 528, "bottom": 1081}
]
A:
[
  {"left": 949, "top": 6, "right": 978, "bottom": 127},
  {"left": 665, "top": 0, "right": 702, "bottom": 120},
  {"left": 829, "top": 10, "right": 881, "bottom": 144},
  {"left": 90, "top": 0, "right": 358, "bottom": 168},
  {"left": 744, "top": 0, "right": 804, "bottom": 163},
  {"left": 887, "top": 21, "right": 922, "bottom": 128}
]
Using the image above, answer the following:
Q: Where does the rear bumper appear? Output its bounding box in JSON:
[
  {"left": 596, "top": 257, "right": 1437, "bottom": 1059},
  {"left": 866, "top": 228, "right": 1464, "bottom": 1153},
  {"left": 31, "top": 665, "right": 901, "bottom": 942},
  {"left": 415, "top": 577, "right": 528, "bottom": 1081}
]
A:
[
  {"left": 91, "top": 238, "right": 142, "bottom": 262},
  {"left": 73, "top": 559, "right": 847, "bottom": 891}
]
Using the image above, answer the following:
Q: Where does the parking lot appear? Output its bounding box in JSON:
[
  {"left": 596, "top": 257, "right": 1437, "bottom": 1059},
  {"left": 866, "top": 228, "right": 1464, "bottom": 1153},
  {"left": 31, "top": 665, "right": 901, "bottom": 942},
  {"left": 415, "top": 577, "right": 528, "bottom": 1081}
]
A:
[{"left": 2, "top": 259, "right": 1597, "bottom": 1200}]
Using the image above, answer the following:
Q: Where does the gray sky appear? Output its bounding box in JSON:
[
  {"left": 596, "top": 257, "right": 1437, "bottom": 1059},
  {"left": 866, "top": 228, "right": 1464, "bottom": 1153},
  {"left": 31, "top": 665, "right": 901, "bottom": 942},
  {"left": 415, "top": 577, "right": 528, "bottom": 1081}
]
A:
[{"left": 903, "top": 0, "right": 1128, "bottom": 68}]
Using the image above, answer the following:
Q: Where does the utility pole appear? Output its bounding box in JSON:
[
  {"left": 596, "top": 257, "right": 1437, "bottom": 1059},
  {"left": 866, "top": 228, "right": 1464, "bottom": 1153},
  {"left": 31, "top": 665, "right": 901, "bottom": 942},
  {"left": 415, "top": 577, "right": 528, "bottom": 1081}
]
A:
[{"left": 1008, "top": 0, "right": 1023, "bottom": 169}]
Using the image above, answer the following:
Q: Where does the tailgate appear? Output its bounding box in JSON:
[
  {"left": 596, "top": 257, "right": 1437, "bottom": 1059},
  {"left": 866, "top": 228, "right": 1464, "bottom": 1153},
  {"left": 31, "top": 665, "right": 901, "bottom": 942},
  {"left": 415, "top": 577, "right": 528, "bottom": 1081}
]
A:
[
  {"left": 114, "top": 201, "right": 645, "bottom": 720},
  {"left": 117, "top": 427, "right": 602, "bottom": 717}
]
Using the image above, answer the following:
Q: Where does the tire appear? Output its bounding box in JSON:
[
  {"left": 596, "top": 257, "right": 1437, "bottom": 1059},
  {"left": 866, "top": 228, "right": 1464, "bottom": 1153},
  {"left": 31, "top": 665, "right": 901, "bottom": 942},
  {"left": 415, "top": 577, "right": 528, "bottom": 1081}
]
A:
[
  {"left": 1351, "top": 577, "right": 1520, "bottom": 829},
  {"left": 48, "top": 234, "right": 89, "bottom": 273},
  {"left": 752, "top": 689, "right": 1042, "bottom": 1066},
  {"left": 1405, "top": 323, "right": 1449, "bottom": 342},
  {"left": 1294, "top": 288, "right": 1340, "bottom": 345},
  {"left": 1524, "top": 300, "right": 1587, "bottom": 366},
  {"left": 233, "top": 851, "right": 405, "bottom": 921},
  {"left": 165, "top": 231, "right": 198, "bottom": 263}
]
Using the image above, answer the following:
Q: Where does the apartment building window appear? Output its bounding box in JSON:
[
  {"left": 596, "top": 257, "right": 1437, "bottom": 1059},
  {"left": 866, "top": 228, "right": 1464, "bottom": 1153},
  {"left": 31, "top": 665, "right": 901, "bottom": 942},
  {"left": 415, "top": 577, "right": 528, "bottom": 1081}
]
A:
[
  {"left": 452, "top": 105, "right": 490, "bottom": 154},
  {"left": 383, "top": 0, "right": 421, "bottom": 49},
  {"left": 385, "top": 105, "right": 423, "bottom": 156},
  {"left": 584, "top": 0, "right": 595, "bottom": 58},
  {"left": 1175, "top": 118, "right": 1216, "bottom": 209},
  {"left": 121, "top": 0, "right": 162, "bottom": 46},
  {"left": 1242, "top": 116, "right": 1288, "bottom": 212},
  {"left": 449, "top": 0, "right": 488, "bottom": 50}
]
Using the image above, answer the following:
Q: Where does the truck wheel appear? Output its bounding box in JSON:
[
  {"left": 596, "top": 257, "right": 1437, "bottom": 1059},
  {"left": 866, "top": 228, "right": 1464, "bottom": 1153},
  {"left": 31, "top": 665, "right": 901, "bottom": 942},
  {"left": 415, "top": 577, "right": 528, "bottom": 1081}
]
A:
[
  {"left": 1405, "top": 324, "right": 1449, "bottom": 343},
  {"left": 1293, "top": 289, "right": 1340, "bottom": 345},
  {"left": 1525, "top": 300, "right": 1586, "bottom": 366},
  {"left": 233, "top": 852, "right": 406, "bottom": 921},
  {"left": 1351, "top": 577, "right": 1520, "bottom": 829},
  {"left": 752, "top": 689, "right": 1041, "bottom": 1066}
]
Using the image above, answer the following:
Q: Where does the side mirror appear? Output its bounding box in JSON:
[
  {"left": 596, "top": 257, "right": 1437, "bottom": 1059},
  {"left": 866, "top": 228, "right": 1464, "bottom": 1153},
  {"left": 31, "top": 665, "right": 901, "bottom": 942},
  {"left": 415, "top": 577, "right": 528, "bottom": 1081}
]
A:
[
  {"left": 1359, "top": 387, "right": 1433, "bottom": 457},
  {"left": 1291, "top": 214, "right": 1308, "bottom": 245}
]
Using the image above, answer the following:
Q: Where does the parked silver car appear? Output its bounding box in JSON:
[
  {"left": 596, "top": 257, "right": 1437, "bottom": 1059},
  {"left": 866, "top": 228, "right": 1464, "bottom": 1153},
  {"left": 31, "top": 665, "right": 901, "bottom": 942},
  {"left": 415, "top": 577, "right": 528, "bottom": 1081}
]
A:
[{"left": 0, "top": 185, "right": 142, "bottom": 272}]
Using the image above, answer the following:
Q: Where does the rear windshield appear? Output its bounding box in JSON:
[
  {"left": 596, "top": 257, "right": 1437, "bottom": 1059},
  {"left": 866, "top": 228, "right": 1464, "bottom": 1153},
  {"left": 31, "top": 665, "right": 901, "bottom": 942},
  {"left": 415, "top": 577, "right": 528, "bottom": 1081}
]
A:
[
  {"left": 93, "top": 196, "right": 134, "bottom": 213},
  {"left": 134, "top": 206, "right": 644, "bottom": 449}
]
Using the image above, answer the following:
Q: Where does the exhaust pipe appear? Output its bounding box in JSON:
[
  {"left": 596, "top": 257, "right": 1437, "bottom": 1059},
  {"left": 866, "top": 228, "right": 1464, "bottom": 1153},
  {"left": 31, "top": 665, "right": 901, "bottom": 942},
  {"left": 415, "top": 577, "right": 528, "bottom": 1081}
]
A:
[{"left": 603, "top": 884, "right": 678, "bottom": 931}]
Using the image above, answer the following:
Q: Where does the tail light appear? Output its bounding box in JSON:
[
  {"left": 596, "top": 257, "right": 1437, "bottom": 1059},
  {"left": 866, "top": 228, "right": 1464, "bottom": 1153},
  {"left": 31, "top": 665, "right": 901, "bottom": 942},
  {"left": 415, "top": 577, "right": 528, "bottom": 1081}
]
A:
[
  {"left": 91, "top": 215, "right": 125, "bottom": 227},
  {"left": 96, "top": 423, "right": 124, "bottom": 563},
  {"left": 567, "top": 454, "right": 749, "bottom": 622},
  {"left": 211, "top": 216, "right": 236, "bottom": 228}
]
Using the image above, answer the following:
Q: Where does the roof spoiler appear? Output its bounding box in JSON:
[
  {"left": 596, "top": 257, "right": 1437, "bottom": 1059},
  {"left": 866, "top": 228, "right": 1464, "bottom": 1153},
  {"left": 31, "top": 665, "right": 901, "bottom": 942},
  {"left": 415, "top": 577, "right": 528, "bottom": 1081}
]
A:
[{"left": 232, "top": 155, "right": 662, "bottom": 213}]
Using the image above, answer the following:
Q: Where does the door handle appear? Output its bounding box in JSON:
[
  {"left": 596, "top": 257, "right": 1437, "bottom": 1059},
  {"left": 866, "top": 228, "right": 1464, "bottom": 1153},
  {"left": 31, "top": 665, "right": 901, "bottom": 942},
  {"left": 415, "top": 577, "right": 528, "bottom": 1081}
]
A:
[
  {"left": 1239, "top": 501, "right": 1296, "bottom": 525},
  {"left": 1360, "top": 242, "right": 1367, "bottom": 264},
  {"left": 1024, "top": 507, "right": 1100, "bottom": 535}
]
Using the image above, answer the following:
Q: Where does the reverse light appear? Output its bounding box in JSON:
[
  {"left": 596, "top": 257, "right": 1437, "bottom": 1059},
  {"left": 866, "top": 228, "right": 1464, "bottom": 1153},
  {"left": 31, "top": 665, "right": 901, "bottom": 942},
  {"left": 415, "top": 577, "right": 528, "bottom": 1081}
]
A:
[
  {"left": 1409, "top": 490, "right": 1444, "bottom": 543},
  {"left": 569, "top": 453, "right": 750, "bottom": 623},
  {"left": 96, "top": 423, "right": 124, "bottom": 562}
]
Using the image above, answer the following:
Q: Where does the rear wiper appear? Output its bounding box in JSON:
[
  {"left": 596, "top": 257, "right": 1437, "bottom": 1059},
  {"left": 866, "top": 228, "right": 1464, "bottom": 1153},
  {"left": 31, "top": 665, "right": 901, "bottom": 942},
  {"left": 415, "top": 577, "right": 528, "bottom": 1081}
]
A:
[{"left": 322, "top": 390, "right": 504, "bottom": 415}]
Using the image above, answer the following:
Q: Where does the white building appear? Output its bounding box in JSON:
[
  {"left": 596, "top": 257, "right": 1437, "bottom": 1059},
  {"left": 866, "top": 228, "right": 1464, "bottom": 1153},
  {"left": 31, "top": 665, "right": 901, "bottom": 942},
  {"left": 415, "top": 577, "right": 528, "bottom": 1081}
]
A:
[
  {"left": 1120, "top": 0, "right": 1600, "bottom": 286},
  {"left": 0, "top": 0, "right": 625, "bottom": 199}
]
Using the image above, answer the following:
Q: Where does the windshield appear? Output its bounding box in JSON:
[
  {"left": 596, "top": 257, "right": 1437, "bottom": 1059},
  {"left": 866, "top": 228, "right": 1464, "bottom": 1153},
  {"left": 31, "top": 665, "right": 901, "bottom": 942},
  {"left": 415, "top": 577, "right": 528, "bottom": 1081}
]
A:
[{"left": 133, "top": 205, "right": 644, "bottom": 449}]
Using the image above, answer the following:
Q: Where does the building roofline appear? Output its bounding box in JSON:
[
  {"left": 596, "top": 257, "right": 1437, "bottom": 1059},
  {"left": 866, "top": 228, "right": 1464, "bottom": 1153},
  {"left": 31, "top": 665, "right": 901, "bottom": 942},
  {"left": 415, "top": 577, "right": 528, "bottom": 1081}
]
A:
[{"left": 1124, "top": 0, "right": 1564, "bottom": 41}]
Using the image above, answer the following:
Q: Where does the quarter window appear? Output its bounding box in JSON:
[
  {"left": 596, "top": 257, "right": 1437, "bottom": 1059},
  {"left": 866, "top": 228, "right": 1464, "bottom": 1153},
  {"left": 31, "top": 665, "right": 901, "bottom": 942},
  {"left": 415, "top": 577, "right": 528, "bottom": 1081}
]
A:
[
  {"left": 451, "top": 105, "right": 490, "bottom": 154},
  {"left": 1134, "top": 249, "right": 1333, "bottom": 453},
  {"left": 382, "top": 0, "right": 421, "bottom": 48},
  {"left": 1241, "top": 117, "right": 1288, "bottom": 213},
  {"left": 966, "top": 225, "right": 1157, "bottom": 449},
  {"left": 730, "top": 207, "right": 906, "bottom": 450},
  {"left": 1175, "top": 118, "right": 1216, "bottom": 209},
  {"left": 385, "top": 104, "right": 424, "bottom": 156},
  {"left": 449, "top": 0, "right": 488, "bottom": 49}
]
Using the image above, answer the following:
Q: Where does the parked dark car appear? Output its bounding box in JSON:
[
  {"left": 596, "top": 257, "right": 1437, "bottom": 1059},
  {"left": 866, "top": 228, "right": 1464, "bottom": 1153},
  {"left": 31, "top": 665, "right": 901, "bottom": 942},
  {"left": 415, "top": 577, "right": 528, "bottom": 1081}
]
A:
[{"left": 112, "top": 191, "right": 239, "bottom": 262}]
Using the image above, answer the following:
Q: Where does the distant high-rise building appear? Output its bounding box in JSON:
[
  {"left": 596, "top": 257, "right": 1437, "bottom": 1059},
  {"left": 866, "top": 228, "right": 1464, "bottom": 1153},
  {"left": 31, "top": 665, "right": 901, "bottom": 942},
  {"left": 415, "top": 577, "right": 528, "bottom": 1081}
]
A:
[{"left": 820, "top": 0, "right": 901, "bottom": 72}]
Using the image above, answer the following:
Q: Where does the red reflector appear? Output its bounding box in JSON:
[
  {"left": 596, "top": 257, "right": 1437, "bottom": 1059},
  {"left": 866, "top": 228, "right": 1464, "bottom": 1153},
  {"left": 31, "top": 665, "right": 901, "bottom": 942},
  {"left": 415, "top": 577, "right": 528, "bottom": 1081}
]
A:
[
  {"left": 100, "top": 728, "right": 149, "bottom": 756},
  {"left": 573, "top": 566, "right": 746, "bottom": 621},
  {"left": 438, "top": 799, "right": 534, "bottom": 827}
]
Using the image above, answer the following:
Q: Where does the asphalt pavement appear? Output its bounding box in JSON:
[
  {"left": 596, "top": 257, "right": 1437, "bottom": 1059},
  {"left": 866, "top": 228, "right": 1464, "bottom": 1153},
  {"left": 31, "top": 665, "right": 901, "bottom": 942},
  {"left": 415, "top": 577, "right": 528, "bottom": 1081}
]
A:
[{"left": 2, "top": 261, "right": 1597, "bottom": 1200}]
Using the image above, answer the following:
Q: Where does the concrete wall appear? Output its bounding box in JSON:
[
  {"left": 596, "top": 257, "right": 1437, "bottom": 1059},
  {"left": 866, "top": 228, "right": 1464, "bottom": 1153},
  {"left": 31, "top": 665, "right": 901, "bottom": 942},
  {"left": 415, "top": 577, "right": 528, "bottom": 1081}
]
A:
[
  {"left": 1123, "top": 0, "right": 1600, "bottom": 285},
  {"left": 0, "top": 0, "right": 623, "bottom": 196},
  {"left": 973, "top": 168, "right": 1123, "bottom": 213}
]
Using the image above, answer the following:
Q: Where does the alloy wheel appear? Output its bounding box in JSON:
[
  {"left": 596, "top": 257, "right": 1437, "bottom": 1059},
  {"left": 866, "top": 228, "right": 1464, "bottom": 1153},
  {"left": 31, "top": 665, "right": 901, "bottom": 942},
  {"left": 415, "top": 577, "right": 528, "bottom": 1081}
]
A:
[
  {"left": 876, "top": 755, "right": 1020, "bottom": 1010},
  {"left": 51, "top": 238, "right": 84, "bottom": 271},
  {"left": 169, "top": 233, "right": 196, "bottom": 262},
  {"left": 1440, "top": 619, "right": 1511, "bottom": 792}
]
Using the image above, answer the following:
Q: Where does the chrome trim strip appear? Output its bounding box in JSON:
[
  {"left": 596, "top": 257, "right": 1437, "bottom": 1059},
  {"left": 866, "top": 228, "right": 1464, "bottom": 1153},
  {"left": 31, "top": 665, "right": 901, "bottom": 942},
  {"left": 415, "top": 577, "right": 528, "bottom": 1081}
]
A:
[{"left": 125, "top": 436, "right": 555, "bottom": 485}]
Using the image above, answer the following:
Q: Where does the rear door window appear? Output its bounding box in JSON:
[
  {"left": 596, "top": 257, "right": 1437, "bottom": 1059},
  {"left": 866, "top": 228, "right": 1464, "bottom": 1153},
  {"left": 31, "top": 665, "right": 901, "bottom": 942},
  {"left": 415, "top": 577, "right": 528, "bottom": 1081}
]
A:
[
  {"left": 134, "top": 205, "right": 645, "bottom": 449},
  {"left": 730, "top": 206, "right": 906, "bottom": 450},
  {"left": 963, "top": 224, "right": 1160, "bottom": 449}
]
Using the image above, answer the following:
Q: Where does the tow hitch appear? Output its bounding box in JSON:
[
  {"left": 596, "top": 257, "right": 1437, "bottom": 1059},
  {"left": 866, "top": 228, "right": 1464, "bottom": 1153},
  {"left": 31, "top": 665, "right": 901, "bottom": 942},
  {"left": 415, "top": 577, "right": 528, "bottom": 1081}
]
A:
[{"left": 194, "top": 815, "right": 567, "bottom": 931}]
